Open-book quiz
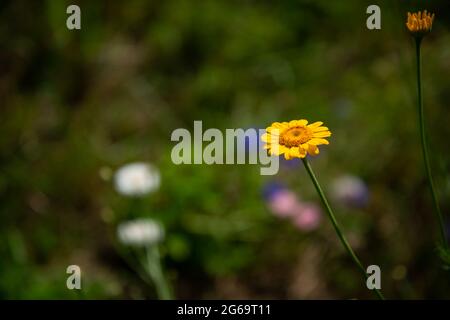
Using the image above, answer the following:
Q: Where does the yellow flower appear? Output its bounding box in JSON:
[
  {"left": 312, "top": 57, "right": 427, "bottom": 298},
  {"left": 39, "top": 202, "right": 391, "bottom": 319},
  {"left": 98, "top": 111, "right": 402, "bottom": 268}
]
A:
[
  {"left": 406, "top": 10, "right": 435, "bottom": 35},
  {"left": 262, "top": 119, "right": 332, "bottom": 160}
]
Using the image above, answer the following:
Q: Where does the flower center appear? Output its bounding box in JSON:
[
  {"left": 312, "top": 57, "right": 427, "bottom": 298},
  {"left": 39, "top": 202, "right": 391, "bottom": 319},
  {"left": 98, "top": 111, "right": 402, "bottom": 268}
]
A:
[{"left": 280, "top": 126, "right": 312, "bottom": 147}]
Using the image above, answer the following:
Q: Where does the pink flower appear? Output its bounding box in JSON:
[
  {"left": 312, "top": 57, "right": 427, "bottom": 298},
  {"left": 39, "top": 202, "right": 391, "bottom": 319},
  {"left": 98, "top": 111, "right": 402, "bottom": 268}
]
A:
[
  {"left": 292, "top": 203, "right": 322, "bottom": 231},
  {"left": 263, "top": 182, "right": 322, "bottom": 231},
  {"left": 268, "top": 190, "right": 300, "bottom": 218}
]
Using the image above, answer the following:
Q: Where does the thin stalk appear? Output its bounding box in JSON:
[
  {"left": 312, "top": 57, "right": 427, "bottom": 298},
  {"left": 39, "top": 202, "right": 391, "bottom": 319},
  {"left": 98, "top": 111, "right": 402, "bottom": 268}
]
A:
[
  {"left": 144, "top": 245, "right": 173, "bottom": 300},
  {"left": 415, "top": 38, "right": 448, "bottom": 248},
  {"left": 301, "top": 158, "right": 385, "bottom": 300}
]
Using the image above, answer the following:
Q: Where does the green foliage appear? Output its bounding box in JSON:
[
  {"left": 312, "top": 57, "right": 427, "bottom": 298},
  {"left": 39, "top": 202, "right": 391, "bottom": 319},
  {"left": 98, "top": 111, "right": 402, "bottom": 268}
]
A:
[{"left": 1, "top": 0, "right": 450, "bottom": 299}]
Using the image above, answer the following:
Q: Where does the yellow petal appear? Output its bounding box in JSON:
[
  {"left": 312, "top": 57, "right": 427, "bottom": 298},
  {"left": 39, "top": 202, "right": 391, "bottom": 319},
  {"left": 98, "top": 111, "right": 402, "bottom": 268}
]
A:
[
  {"left": 270, "top": 122, "right": 286, "bottom": 129},
  {"left": 295, "top": 119, "right": 308, "bottom": 127},
  {"left": 309, "top": 138, "right": 329, "bottom": 145},
  {"left": 308, "top": 121, "right": 323, "bottom": 128},
  {"left": 313, "top": 131, "right": 332, "bottom": 138},
  {"left": 266, "top": 127, "right": 282, "bottom": 135},
  {"left": 262, "top": 133, "right": 280, "bottom": 143},
  {"left": 269, "top": 145, "right": 281, "bottom": 156},
  {"left": 289, "top": 120, "right": 297, "bottom": 127},
  {"left": 289, "top": 147, "right": 301, "bottom": 158},
  {"left": 312, "top": 126, "right": 329, "bottom": 132},
  {"left": 279, "top": 145, "right": 289, "bottom": 154},
  {"left": 261, "top": 133, "right": 271, "bottom": 142},
  {"left": 307, "top": 144, "right": 320, "bottom": 156},
  {"left": 270, "top": 144, "right": 289, "bottom": 156},
  {"left": 298, "top": 147, "right": 307, "bottom": 158}
]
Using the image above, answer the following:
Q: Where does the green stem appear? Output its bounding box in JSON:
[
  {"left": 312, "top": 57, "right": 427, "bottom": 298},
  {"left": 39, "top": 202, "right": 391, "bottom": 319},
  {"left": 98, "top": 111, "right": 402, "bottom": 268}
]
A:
[
  {"left": 144, "top": 245, "right": 173, "bottom": 300},
  {"left": 415, "top": 38, "right": 448, "bottom": 249},
  {"left": 301, "top": 158, "right": 385, "bottom": 300}
]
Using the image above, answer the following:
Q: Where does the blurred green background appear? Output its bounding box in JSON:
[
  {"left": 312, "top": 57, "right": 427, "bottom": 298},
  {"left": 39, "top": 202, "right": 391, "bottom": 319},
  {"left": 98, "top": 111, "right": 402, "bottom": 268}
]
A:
[{"left": 1, "top": 0, "right": 450, "bottom": 299}]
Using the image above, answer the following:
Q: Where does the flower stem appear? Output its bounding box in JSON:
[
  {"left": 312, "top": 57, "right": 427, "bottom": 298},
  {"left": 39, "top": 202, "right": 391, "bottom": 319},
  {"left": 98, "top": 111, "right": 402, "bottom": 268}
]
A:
[
  {"left": 301, "top": 158, "right": 385, "bottom": 300},
  {"left": 415, "top": 38, "right": 448, "bottom": 249},
  {"left": 144, "top": 245, "right": 173, "bottom": 300}
]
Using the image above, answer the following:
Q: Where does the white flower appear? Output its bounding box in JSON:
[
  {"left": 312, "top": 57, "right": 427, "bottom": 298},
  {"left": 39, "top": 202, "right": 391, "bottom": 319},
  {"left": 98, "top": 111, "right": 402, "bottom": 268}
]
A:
[
  {"left": 117, "top": 218, "right": 164, "bottom": 246},
  {"left": 331, "top": 175, "right": 369, "bottom": 208},
  {"left": 114, "top": 162, "right": 160, "bottom": 197}
]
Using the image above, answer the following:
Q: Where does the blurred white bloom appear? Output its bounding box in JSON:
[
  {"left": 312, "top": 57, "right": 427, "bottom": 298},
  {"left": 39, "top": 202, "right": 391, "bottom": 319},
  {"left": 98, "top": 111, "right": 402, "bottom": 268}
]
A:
[
  {"left": 331, "top": 175, "right": 369, "bottom": 208},
  {"left": 117, "top": 219, "right": 164, "bottom": 246},
  {"left": 114, "top": 162, "right": 160, "bottom": 196}
]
